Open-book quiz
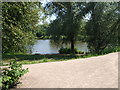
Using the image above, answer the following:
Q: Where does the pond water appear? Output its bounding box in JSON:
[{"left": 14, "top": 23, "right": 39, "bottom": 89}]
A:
[{"left": 30, "top": 39, "right": 89, "bottom": 54}]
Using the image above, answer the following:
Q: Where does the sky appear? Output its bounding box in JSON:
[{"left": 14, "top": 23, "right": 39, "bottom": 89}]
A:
[{"left": 38, "top": 1, "right": 56, "bottom": 24}]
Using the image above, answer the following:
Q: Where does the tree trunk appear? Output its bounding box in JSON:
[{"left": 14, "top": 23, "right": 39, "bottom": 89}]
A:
[{"left": 70, "top": 38, "right": 75, "bottom": 54}]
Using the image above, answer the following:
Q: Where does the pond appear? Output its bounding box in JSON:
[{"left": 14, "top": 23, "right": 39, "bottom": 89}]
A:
[{"left": 29, "top": 39, "right": 89, "bottom": 54}]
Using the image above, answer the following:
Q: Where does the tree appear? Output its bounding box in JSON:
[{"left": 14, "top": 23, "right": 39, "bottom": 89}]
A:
[
  {"left": 34, "top": 24, "right": 49, "bottom": 39},
  {"left": 45, "top": 2, "right": 94, "bottom": 54},
  {"left": 85, "top": 2, "right": 119, "bottom": 54},
  {"left": 2, "top": 2, "right": 41, "bottom": 53}
]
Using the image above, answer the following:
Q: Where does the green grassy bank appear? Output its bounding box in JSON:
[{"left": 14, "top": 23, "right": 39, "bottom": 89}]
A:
[
  {"left": 2, "top": 47, "right": 119, "bottom": 66},
  {"left": 2, "top": 54, "right": 82, "bottom": 65}
]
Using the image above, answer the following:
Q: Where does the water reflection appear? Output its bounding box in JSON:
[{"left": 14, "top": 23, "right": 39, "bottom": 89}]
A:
[{"left": 31, "top": 39, "right": 89, "bottom": 54}]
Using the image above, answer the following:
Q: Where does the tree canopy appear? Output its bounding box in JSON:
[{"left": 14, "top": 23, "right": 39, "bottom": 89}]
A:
[
  {"left": 85, "top": 2, "right": 119, "bottom": 54},
  {"left": 45, "top": 2, "right": 119, "bottom": 54},
  {"left": 45, "top": 2, "right": 95, "bottom": 54},
  {"left": 2, "top": 2, "right": 119, "bottom": 54},
  {"left": 2, "top": 2, "right": 41, "bottom": 53}
]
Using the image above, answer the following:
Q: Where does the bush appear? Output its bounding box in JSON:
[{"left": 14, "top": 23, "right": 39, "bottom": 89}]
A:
[
  {"left": 59, "top": 48, "right": 84, "bottom": 54},
  {"left": 59, "top": 48, "right": 70, "bottom": 54},
  {"left": 101, "top": 47, "right": 120, "bottom": 54},
  {"left": 1, "top": 61, "right": 28, "bottom": 90}
]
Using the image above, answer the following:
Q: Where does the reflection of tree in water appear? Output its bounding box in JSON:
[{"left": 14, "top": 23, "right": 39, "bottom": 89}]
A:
[
  {"left": 27, "top": 45, "right": 33, "bottom": 54},
  {"left": 50, "top": 40, "right": 70, "bottom": 49},
  {"left": 27, "top": 40, "right": 38, "bottom": 54},
  {"left": 30, "top": 39, "right": 89, "bottom": 54},
  {"left": 50, "top": 39, "right": 89, "bottom": 52}
]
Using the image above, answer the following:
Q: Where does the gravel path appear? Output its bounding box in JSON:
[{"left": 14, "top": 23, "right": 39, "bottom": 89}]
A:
[{"left": 18, "top": 52, "right": 118, "bottom": 88}]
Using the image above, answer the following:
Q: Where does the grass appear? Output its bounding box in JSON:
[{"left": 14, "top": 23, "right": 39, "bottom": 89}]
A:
[
  {"left": 2, "top": 54, "right": 82, "bottom": 66},
  {"left": 2, "top": 47, "right": 119, "bottom": 66}
]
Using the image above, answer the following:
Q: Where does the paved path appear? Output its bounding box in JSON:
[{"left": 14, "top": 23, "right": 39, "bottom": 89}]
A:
[{"left": 18, "top": 52, "right": 118, "bottom": 88}]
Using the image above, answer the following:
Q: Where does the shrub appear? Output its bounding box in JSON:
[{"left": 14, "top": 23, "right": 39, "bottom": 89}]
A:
[
  {"left": 59, "top": 48, "right": 70, "bottom": 54},
  {"left": 101, "top": 47, "right": 120, "bottom": 54},
  {"left": 59, "top": 48, "right": 84, "bottom": 54},
  {"left": 2, "top": 61, "right": 28, "bottom": 90}
]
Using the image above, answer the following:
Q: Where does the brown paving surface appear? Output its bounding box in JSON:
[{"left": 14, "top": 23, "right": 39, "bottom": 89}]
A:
[{"left": 18, "top": 52, "right": 118, "bottom": 88}]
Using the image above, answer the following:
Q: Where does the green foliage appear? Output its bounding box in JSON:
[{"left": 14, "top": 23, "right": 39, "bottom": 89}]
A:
[
  {"left": 59, "top": 48, "right": 72, "bottom": 54},
  {"left": 0, "top": 77, "right": 2, "bottom": 88},
  {"left": 59, "top": 48, "right": 84, "bottom": 54},
  {"left": 35, "top": 24, "right": 50, "bottom": 39},
  {"left": 101, "top": 47, "right": 120, "bottom": 54},
  {"left": 2, "top": 2, "right": 41, "bottom": 53},
  {"left": 85, "top": 2, "right": 119, "bottom": 54},
  {"left": 2, "top": 61, "right": 28, "bottom": 90},
  {"left": 45, "top": 2, "right": 93, "bottom": 54},
  {"left": 45, "top": 2, "right": 119, "bottom": 54},
  {"left": 2, "top": 2, "right": 119, "bottom": 56}
]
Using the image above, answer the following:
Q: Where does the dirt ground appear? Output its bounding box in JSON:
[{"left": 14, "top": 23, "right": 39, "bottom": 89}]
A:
[{"left": 18, "top": 52, "right": 118, "bottom": 88}]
